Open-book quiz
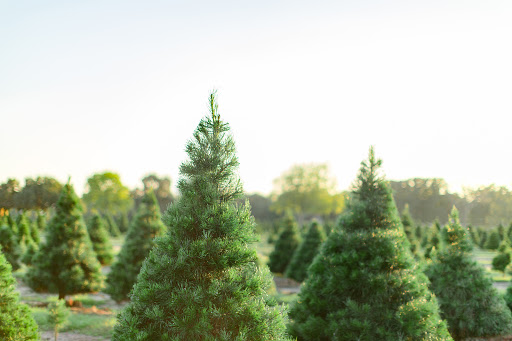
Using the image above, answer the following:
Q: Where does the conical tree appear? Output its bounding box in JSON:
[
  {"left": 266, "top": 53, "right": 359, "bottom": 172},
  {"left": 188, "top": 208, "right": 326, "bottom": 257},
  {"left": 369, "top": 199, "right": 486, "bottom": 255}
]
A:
[
  {"left": 105, "top": 213, "right": 121, "bottom": 237},
  {"left": 479, "top": 230, "right": 488, "bottom": 249},
  {"left": 268, "top": 211, "right": 301, "bottom": 274},
  {"left": 424, "top": 220, "right": 441, "bottom": 259},
  {"left": 87, "top": 214, "right": 114, "bottom": 266},
  {"left": 113, "top": 93, "right": 290, "bottom": 340},
  {"left": 6, "top": 214, "right": 18, "bottom": 236},
  {"left": 285, "top": 220, "right": 326, "bottom": 282},
  {"left": 0, "top": 224, "right": 21, "bottom": 270},
  {"left": 29, "top": 217, "right": 40, "bottom": 244},
  {"left": 288, "top": 147, "right": 451, "bottom": 341},
  {"left": 492, "top": 237, "right": 512, "bottom": 274},
  {"left": 485, "top": 229, "right": 501, "bottom": 250},
  {"left": 117, "top": 211, "right": 130, "bottom": 234},
  {"left": 16, "top": 212, "right": 33, "bottom": 245},
  {"left": 401, "top": 204, "right": 421, "bottom": 259},
  {"left": 26, "top": 183, "right": 103, "bottom": 300},
  {"left": 426, "top": 207, "right": 512, "bottom": 340},
  {"left": 105, "top": 190, "right": 165, "bottom": 302},
  {"left": 0, "top": 248, "right": 40, "bottom": 340},
  {"left": 36, "top": 212, "right": 47, "bottom": 231}
]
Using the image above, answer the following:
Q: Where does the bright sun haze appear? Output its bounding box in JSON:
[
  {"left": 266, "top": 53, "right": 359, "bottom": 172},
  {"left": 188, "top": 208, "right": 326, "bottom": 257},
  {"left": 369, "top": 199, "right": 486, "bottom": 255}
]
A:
[{"left": 1, "top": 0, "right": 511, "bottom": 195}]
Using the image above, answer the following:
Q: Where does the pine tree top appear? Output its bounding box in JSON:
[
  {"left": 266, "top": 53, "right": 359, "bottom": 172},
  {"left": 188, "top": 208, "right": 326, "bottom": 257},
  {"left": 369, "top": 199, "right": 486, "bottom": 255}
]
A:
[
  {"left": 440, "top": 207, "right": 473, "bottom": 254},
  {"left": 344, "top": 146, "right": 399, "bottom": 233}
]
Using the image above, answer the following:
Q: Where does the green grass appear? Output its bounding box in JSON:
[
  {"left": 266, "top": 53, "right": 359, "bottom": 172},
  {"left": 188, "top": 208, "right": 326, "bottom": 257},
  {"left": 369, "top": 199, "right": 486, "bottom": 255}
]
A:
[
  {"left": 272, "top": 292, "right": 298, "bottom": 306},
  {"left": 70, "top": 294, "right": 108, "bottom": 307},
  {"left": 32, "top": 307, "right": 116, "bottom": 338}
]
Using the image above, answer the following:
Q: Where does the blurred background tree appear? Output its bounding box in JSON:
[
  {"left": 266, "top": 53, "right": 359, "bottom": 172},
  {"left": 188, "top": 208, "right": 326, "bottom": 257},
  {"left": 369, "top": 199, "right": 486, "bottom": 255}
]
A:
[{"left": 82, "top": 172, "right": 132, "bottom": 215}]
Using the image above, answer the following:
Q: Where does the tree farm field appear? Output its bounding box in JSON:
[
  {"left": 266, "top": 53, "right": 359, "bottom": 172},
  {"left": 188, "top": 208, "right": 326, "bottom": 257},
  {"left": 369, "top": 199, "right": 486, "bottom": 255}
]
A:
[{"left": 5, "top": 233, "right": 505, "bottom": 340}]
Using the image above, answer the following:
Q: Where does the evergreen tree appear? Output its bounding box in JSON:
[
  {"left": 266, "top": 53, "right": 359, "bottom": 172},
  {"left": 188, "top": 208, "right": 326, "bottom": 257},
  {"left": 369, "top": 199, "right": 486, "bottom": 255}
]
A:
[
  {"left": 16, "top": 212, "right": 33, "bottom": 245},
  {"left": 479, "top": 230, "right": 488, "bottom": 249},
  {"left": 492, "top": 237, "right": 512, "bottom": 274},
  {"left": 467, "top": 225, "right": 480, "bottom": 246},
  {"left": 6, "top": 214, "right": 18, "bottom": 236},
  {"left": 47, "top": 299, "right": 70, "bottom": 341},
  {"left": 105, "top": 213, "right": 121, "bottom": 237},
  {"left": 268, "top": 211, "right": 301, "bottom": 274},
  {"left": 426, "top": 207, "right": 512, "bottom": 340},
  {"left": 36, "top": 212, "right": 47, "bottom": 231},
  {"left": 26, "top": 183, "right": 103, "bottom": 300},
  {"left": 415, "top": 224, "right": 423, "bottom": 240},
  {"left": 29, "top": 217, "right": 40, "bottom": 244},
  {"left": 0, "top": 248, "right": 39, "bottom": 340},
  {"left": 498, "top": 223, "right": 506, "bottom": 240},
  {"left": 105, "top": 190, "right": 165, "bottom": 302},
  {"left": 117, "top": 211, "right": 130, "bottom": 234},
  {"left": 113, "top": 93, "right": 290, "bottom": 340},
  {"left": 87, "top": 214, "right": 114, "bottom": 266},
  {"left": 285, "top": 220, "right": 326, "bottom": 282},
  {"left": 424, "top": 220, "right": 441, "bottom": 259},
  {"left": 401, "top": 204, "right": 421, "bottom": 259},
  {"left": 288, "top": 148, "right": 451, "bottom": 341},
  {"left": 485, "top": 229, "right": 501, "bottom": 250},
  {"left": 0, "top": 224, "right": 21, "bottom": 270}
]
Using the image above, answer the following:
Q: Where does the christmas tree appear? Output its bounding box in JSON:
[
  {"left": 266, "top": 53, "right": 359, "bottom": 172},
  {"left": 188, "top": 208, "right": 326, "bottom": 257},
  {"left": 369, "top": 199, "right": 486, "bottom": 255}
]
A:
[
  {"left": 105, "top": 213, "right": 121, "bottom": 237},
  {"left": 26, "top": 182, "right": 103, "bottom": 299},
  {"left": 87, "top": 214, "right": 114, "bottom": 266},
  {"left": 105, "top": 190, "right": 165, "bottom": 302},
  {"left": 401, "top": 204, "right": 421, "bottom": 259},
  {"left": 426, "top": 207, "right": 512, "bottom": 340},
  {"left": 0, "top": 224, "right": 21, "bottom": 270},
  {"left": 285, "top": 220, "right": 326, "bottom": 282},
  {"left": 268, "top": 211, "right": 301, "bottom": 274},
  {"left": 485, "top": 229, "right": 501, "bottom": 250},
  {"left": 113, "top": 93, "right": 290, "bottom": 340},
  {"left": 492, "top": 236, "right": 512, "bottom": 274},
  {"left": 288, "top": 147, "right": 451, "bottom": 341},
  {"left": 0, "top": 248, "right": 39, "bottom": 340}
]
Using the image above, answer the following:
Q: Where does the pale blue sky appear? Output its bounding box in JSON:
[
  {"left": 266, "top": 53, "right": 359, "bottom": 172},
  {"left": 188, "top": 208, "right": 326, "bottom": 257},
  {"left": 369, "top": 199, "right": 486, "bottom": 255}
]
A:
[{"left": 1, "top": 1, "right": 511, "bottom": 195}]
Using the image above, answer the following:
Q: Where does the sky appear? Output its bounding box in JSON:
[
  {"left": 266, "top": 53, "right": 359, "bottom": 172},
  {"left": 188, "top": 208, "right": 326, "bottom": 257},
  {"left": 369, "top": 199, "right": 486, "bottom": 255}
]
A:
[{"left": 1, "top": 0, "right": 511, "bottom": 196}]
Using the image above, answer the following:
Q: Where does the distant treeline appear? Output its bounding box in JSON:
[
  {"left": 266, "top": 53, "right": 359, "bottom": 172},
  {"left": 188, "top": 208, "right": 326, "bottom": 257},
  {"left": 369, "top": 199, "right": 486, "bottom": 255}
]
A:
[{"left": 0, "top": 171, "right": 511, "bottom": 228}]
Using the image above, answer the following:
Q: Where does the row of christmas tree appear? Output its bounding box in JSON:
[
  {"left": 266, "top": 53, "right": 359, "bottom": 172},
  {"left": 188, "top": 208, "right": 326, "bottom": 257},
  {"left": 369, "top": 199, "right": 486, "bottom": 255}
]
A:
[{"left": 2, "top": 93, "right": 512, "bottom": 340}]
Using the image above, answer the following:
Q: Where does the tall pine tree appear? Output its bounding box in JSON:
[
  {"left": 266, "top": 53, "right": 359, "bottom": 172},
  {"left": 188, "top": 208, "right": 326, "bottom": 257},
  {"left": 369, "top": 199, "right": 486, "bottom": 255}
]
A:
[
  {"left": 113, "top": 93, "right": 290, "bottom": 340},
  {"left": 87, "top": 214, "right": 114, "bottom": 266},
  {"left": 105, "top": 190, "right": 166, "bottom": 302},
  {"left": 285, "top": 220, "right": 326, "bottom": 282},
  {"left": 26, "top": 183, "right": 103, "bottom": 299},
  {"left": 0, "top": 248, "right": 39, "bottom": 340},
  {"left": 268, "top": 210, "right": 301, "bottom": 274},
  {"left": 288, "top": 147, "right": 451, "bottom": 341},
  {"left": 426, "top": 207, "right": 512, "bottom": 340}
]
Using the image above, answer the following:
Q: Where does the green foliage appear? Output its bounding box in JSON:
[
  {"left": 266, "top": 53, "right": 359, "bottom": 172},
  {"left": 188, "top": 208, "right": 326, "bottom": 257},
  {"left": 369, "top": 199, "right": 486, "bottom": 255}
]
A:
[
  {"left": 22, "top": 241, "right": 38, "bottom": 266},
  {"left": 271, "top": 163, "right": 345, "bottom": 219},
  {"left": 105, "top": 213, "right": 121, "bottom": 237},
  {"left": 117, "top": 211, "right": 129, "bottom": 234},
  {"left": 17, "top": 212, "right": 33, "bottom": 245},
  {"left": 0, "top": 224, "right": 21, "bottom": 270},
  {"left": 83, "top": 172, "right": 133, "bottom": 215},
  {"left": 47, "top": 299, "right": 70, "bottom": 341},
  {"left": 0, "top": 177, "right": 62, "bottom": 211},
  {"left": 26, "top": 183, "right": 103, "bottom": 300},
  {"left": 30, "top": 217, "right": 40, "bottom": 244},
  {"left": 0, "top": 248, "right": 40, "bottom": 340},
  {"left": 401, "top": 204, "right": 422, "bottom": 259},
  {"left": 87, "top": 214, "right": 114, "bottom": 266},
  {"left": 485, "top": 229, "right": 501, "bottom": 250},
  {"left": 285, "top": 220, "right": 326, "bottom": 282},
  {"left": 268, "top": 211, "right": 301, "bottom": 274},
  {"left": 36, "top": 212, "right": 47, "bottom": 231},
  {"left": 492, "top": 238, "right": 512, "bottom": 273},
  {"left": 113, "top": 93, "right": 290, "bottom": 340},
  {"left": 424, "top": 220, "right": 441, "bottom": 259},
  {"left": 479, "top": 230, "right": 488, "bottom": 249},
  {"left": 132, "top": 174, "right": 175, "bottom": 213},
  {"left": 289, "top": 147, "right": 451, "bottom": 341},
  {"left": 426, "top": 208, "right": 512, "bottom": 340},
  {"left": 105, "top": 190, "right": 166, "bottom": 302}
]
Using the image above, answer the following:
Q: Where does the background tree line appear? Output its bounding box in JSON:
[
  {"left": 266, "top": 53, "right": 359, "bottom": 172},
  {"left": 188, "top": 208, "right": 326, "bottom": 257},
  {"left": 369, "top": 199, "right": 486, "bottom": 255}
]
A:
[{"left": 1, "top": 167, "right": 511, "bottom": 228}]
